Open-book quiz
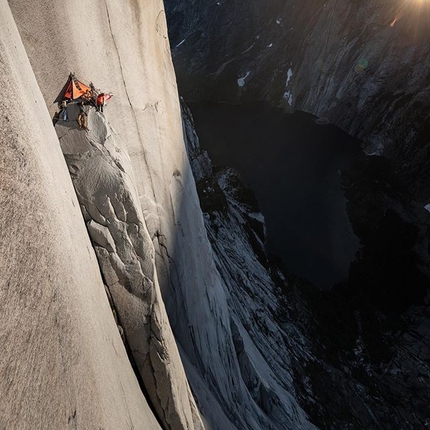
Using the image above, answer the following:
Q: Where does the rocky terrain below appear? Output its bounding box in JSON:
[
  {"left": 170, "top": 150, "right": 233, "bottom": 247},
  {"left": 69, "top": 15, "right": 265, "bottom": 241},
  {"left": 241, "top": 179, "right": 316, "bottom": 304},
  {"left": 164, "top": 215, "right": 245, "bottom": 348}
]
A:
[{"left": 182, "top": 102, "right": 430, "bottom": 429}]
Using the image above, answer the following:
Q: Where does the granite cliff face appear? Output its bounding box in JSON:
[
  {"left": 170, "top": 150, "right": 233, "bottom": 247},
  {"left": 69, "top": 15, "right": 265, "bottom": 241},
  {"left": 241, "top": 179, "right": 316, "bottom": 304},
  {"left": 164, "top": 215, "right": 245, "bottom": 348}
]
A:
[
  {"left": 2, "top": 0, "right": 430, "bottom": 428},
  {"left": 56, "top": 106, "right": 203, "bottom": 430},
  {"left": 183, "top": 103, "right": 318, "bottom": 429},
  {"left": 1, "top": 0, "right": 316, "bottom": 428},
  {"left": 165, "top": 0, "right": 430, "bottom": 200},
  {"left": 0, "top": 1, "right": 161, "bottom": 428}
]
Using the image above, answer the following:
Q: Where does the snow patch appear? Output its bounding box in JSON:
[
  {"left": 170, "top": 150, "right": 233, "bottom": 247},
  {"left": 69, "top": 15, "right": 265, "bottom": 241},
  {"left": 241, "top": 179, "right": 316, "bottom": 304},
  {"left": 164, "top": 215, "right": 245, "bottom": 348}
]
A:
[
  {"left": 424, "top": 204, "right": 430, "bottom": 213},
  {"left": 242, "top": 44, "right": 255, "bottom": 55},
  {"left": 237, "top": 71, "right": 251, "bottom": 88},
  {"left": 276, "top": 18, "right": 281, "bottom": 25},
  {"left": 267, "top": 43, "right": 273, "bottom": 48},
  {"left": 283, "top": 91, "right": 293, "bottom": 106},
  {"left": 176, "top": 39, "right": 186, "bottom": 47},
  {"left": 286, "top": 68, "right": 293, "bottom": 87}
]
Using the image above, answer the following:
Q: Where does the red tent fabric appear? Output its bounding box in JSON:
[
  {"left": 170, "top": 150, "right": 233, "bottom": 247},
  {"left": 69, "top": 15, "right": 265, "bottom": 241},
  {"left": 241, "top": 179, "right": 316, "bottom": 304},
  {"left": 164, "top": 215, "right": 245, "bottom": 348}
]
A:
[{"left": 55, "top": 73, "right": 92, "bottom": 103}]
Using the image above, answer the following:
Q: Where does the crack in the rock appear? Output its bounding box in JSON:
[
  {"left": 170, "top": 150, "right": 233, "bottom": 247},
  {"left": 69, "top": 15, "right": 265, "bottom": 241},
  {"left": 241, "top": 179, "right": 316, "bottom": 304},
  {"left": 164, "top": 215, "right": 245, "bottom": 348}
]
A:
[
  {"left": 90, "top": 240, "right": 165, "bottom": 429},
  {"left": 144, "top": 316, "right": 170, "bottom": 430},
  {"left": 104, "top": 1, "right": 132, "bottom": 109},
  {"left": 154, "top": 232, "right": 176, "bottom": 266},
  {"left": 103, "top": 0, "right": 158, "bottom": 204}
]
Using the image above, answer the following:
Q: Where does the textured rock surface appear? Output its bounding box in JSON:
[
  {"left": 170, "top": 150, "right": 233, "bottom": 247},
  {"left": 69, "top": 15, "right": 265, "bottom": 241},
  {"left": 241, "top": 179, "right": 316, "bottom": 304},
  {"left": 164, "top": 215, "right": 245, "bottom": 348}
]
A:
[
  {"left": 8, "top": 0, "right": 316, "bottom": 428},
  {"left": 56, "top": 106, "right": 203, "bottom": 430},
  {"left": 183, "top": 104, "right": 318, "bottom": 429},
  {"left": 5, "top": 0, "right": 429, "bottom": 428},
  {"left": 0, "top": 1, "right": 162, "bottom": 429}
]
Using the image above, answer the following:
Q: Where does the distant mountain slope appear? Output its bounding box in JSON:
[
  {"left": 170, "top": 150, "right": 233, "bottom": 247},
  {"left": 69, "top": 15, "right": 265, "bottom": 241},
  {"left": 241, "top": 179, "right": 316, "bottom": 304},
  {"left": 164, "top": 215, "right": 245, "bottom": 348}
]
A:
[{"left": 165, "top": 0, "right": 430, "bottom": 200}]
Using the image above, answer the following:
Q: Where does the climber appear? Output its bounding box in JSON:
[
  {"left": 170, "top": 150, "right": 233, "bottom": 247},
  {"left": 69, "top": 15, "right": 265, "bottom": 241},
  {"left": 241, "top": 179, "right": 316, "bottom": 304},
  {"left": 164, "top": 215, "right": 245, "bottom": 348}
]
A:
[
  {"left": 81, "top": 89, "right": 94, "bottom": 104},
  {"left": 77, "top": 102, "right": 89, "bottom": 131},
  {"left": 96, "top": 92, "right": 113, "bottom": 113},
  {"left": 59, "top": 99, "right": 68, "bottom": 121}
]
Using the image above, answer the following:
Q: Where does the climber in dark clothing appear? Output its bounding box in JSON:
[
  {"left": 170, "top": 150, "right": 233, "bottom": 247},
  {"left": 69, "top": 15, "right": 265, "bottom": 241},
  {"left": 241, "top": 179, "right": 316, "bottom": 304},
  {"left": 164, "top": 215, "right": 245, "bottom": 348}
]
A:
[{"left": 77, "top": 102, "right": 89, "bottom": 131}]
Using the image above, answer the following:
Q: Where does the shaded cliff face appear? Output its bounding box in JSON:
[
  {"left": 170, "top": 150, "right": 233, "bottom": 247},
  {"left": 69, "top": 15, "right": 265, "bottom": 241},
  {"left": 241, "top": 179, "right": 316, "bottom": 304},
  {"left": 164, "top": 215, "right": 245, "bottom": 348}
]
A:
[
  {"left": 165, "top": 0, "right": 430, "bottom": 330},
  {"left": 165, "top": 0, "right": 430, "bottom": 199},
  {"left": 182, "top": 102, "right": 430, "bottom": 430},
  {"left": 183, "top": 104, "right": 318, "bottom": 429},
  {"left": 165, "top": 1, "right": 430, "bottom": 426}
]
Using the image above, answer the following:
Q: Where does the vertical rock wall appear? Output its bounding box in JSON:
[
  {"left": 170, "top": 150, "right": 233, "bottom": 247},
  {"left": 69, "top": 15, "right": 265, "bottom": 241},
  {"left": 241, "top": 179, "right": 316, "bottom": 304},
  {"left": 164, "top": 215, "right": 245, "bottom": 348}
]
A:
[
  {"left": 6, "top": 0, "right": 316, "bottom": 428},
  {"left": 56, "top": 107, "right": 203, "bottom": 429},
  {"left": 0, "top": 1, "right": 161, "bottom": 428}
]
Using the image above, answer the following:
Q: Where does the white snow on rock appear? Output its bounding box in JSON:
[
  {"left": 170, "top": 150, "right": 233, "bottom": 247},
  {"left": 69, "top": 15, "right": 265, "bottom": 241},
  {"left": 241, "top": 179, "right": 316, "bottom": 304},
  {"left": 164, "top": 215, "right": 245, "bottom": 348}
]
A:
[
  {"left": 284, "top": 67, "right": 294, "bottom": 103},
  {"left": 238, "top": 71, "right": 251, "bottom": 87},
  {"left": 284, "top": 90, "right": 294, "bottom": 106},
  {"left": 176, "top": 38, "right": 186, "bottom": 47},
  {"left": 286, "top": 67, "right": 293, "bottom": 86},
  {"left": 215, "top": 44, "right": 255, "bottom": 75},
  {"left": 424, "top": 204, "right": 430, "bottom": 213},
  {"left": 267, "top": 43, "right": 273, "bottom": 48}
]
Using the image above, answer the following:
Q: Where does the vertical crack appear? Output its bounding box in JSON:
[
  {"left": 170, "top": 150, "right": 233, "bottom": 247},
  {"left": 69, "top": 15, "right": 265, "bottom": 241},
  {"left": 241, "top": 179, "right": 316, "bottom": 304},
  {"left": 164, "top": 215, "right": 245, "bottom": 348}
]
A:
[
  {"left": 104, "top": 1, "right": 133, "bottom": 109},
  {"left": 103, "top": 0, "right": 158, "bottom": 203}
]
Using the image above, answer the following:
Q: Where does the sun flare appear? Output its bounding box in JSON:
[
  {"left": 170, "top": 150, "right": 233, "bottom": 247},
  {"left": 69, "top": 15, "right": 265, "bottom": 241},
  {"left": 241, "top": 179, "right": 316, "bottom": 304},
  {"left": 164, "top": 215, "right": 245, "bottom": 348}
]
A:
[{"left": 389, "top": 0, "right": 430, "bottom": 28}]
